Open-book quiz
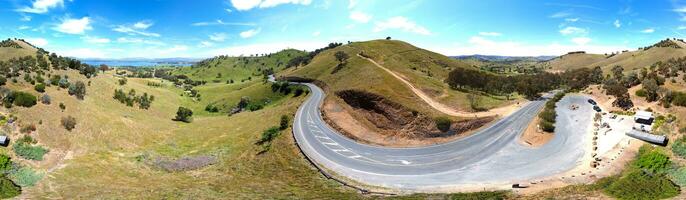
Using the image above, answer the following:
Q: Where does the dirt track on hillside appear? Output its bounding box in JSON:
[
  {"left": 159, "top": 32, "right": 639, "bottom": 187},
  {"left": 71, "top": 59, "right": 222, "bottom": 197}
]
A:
[{"left": 357, "top": 54, "right": 521, "bottom": 117}]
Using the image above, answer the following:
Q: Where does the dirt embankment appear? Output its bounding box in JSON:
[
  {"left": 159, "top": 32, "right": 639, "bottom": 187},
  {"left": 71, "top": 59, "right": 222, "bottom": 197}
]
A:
[{"left": 325, "top": 90, "right": 494, "bottom": 147}]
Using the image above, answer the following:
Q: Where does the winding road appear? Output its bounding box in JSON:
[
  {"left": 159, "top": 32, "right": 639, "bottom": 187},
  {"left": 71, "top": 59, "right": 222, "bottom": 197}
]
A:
[{"left": 292, "top": 82, "right": 593, "bottom": 191}]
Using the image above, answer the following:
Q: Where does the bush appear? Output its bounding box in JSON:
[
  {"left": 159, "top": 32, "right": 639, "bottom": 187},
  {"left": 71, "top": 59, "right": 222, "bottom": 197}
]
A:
[
  {"left": 12, "top": 142, "right": 48, "bottom": 161},
  {"left": 672, "top": 136, "right": 686, "bottom": 158},
  {"left": 40, "top": 94, "right": 51, "bottom": 105},
  {"left": 34, "top": 83, "right": 45, "bottom": 93},
  {"left": 605, "top": 171, "right": 679, "bottom": 200},
  {"left": 280, "top": 115, "right": 289, "bottom": 130},
  {"left": 61, "top": 116, "right": 76, "bottom": 131},
  {"left": 68, "top": 81, "right": 86, "bottom": 100},
  {"left": 9, "top": 167, "right": 43, "bottom": 187},
  {"left": 0, "top": 154, "right": 11, "bottom": 171},
  {"left": 118, "top": 78, "right": 127, "bottom": 85},
  {"left": 205, "top": 104, "right": 219, "bottom": 113},
  {"left": 12, "top": 91, "right": 36, "bottom": 107},
  {"left": 258, "top": 126, "right": 281, "bottom": 145},
  {"left": 0, "top": 176, "right": 20, "bottom": 199},
  {"left": 59, "top": 102, "right": 65, "bottom": 111},
  {"left": 174, "top": 107, "right": 193, "bottom": 123},
  {"left": 435, "top": 117, "right": 452, "bottom": 132},
  {"left": 58, "top": 78, "right": 69, "bottom": 88},
  {"left": 540, "top": 120, "right": 555, "bottom": 132},
  {"left": 633, "top": 148, "right": 671, "bottom": 173},
  {"left": 0, "top": 77, "right": 6, "bottom": 86},
  {"left": 635, "top": 88, "right": 647, "bottom": 97}
]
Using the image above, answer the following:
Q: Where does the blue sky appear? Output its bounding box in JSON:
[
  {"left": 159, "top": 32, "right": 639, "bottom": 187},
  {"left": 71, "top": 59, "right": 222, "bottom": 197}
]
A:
[{"left": 1, "top": 0, "right": 686, "bottom": 58}]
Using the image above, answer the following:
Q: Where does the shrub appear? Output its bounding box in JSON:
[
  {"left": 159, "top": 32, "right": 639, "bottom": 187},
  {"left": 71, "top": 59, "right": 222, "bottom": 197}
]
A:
[
  {"left": 58, "top": 78, "right": 69, "bottom": 88},
  {"left": 68, "top": 81, "right": 86, "bottom": 100},
  {"left": 9, "top": 167, "right": 43, "bottom": 187},
  {"left": 258, "top": 126, "right": 281, "bottom": 145},
  {"left": 12, "top": 92, "right": 36, "bottom": 107},
  {"left": 0, "top": 176, "right": 20, "bottom": 199},
  {"left": 12, "top": 142, "right": 48, "bottom": 161},
  {"left": 19, "top": 124, "right": 35, "bottom": 133},
  {"left": 605, "top": 171, "right": 679, "bottom": 200},
  {"left": 540, "top": 120, "right": 555, "bottom": 132},
  {"left": 34, "top": 83, "right": 45, "bottom": 93},
  {"left": 40, "top": 94, "right": 51, "bottom": 105},
  {"left": 205, "top": 104, "right": 219, "bottom": 113},
  {"left": 635, "top": 88, "right": 647, "bottom": 97},
  {"left": 118, "top": 78, "right": 127, "bottom": 85},
  {"left": 669, "top": 167, "right": 686, "bottom": 187},
  {"left": 61, "top": 116, "right": 76, "bottom": 131},
  {"left": 435, "top": 117, "right": 452, "bottom": 132},
  {"left": 246, "top": 102, "right": 264, "bottom": 111},
  {"left": 59, "top": 102, "right": 65, "bottom": 111},
  {"left": 633, "top": 148, "right": 671, "bottom": 173},
  {"left": 280, "top": 115, "right": 289, "bottom": 130},
  {"left": 0, "top": 154, "right": 11, "bottom": 171},
  {"left": 174, "top": 107, "right": 193, "bottom": 123},
  {"left": 672, "top": 136, "right": 686, "bottom": 158},
  {"left": 294, "top": 88, "right": 305, "bottom": 97},
  {"left": 0, "top": 77, "right": 6, "bottom": 86}
]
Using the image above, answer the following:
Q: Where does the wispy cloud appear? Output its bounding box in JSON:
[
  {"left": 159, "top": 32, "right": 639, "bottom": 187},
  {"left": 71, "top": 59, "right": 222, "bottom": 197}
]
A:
[
  {"left": 116, "top": 37, "right": 165, "bottom": 45},
  {"left": 191, "top": 20, "right": 256, "bottom": 26},
  {"left": 16, "top": 0, "right": 64, "bottom": 14},
  {"left": 199, "top": 41, "right": 214, "bottom": 47},
  {"left": 230, "top": 0, "right": 312, "bottom": 11},
  {"left": 373, "top": 16, "right": 431, "bottom": 35},
  {"left": 571, "top": 37, "right": 591, "bottom": 45},
  {"left": 544, "top": 3, "right": 603, "bottom": 10},
  {"left": 240, "top": 28, "right": 261, "bottom": 38},
  {"left": 209, "top": 33, "right": 227, "bottom": 42},
  {"left": 54, "top": 17, "right": 92, "bottom": 35},
  {"left": 349, "top": 11, "right": 372, "bottom": 23},
  {"left": 565, "top": 18, "right": 579, "bottom": 22},
  {"left": 613, "top": 20, "right": 621, "bottom": 28},
  {"left": 559, "top": 26, "right": 587, "bottom": 35},
  {"left": 26, "top": 38, "right": 48, "bottom": 47},
  {"left": 113, "top": 21, "right": 159, "bottom": 37},
  {"left": 549, "top": 11, "right": 571, "bottom": 18},
  {"left": 478, "top": 32, "right": 501, "bottom": 36},
  {"left": 82, "top": 36, "right": 110, "bottom": 44},
  {"left": 641, "top": 28, "right": 655, "bottom": 33}
]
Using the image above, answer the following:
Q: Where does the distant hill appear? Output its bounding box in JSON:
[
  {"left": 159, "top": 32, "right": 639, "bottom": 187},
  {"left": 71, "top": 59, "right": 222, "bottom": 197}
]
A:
[
  {"left": 452, "top": 55, "right": 555, "bottom": 62},
  {"left": 540, "top": 38, "right": 686, "bottom": 73}
]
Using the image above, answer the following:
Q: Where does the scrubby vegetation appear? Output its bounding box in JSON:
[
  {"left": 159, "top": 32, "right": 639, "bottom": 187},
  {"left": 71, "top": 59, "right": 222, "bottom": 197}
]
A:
[
  {"left": 12, "top": 135, "right": 48, "bottom": 161},
  {"left": 61, "top": 116, "right": 76, "bottom": 131},
  {"left": 113, "top": 89, "right": 154, "bottom": 109},
  {"left": 174, "top": 107, "right": 193, "bottom": 123},
  {"left": 600, "top": 146, "right": 679, "bottom": 200},
  {"left": 539, "top": 92, "right": 566, "bottom": 132},
  {"left": 434, "top": 117, "right": 452, "bottom": 132},
  {"left": 0, "top": 176, "right": 20, "bottom": 198}
]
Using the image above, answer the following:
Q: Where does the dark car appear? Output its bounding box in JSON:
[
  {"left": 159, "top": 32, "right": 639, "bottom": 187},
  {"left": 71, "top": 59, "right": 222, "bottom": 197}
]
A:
[
  {"left": 593, "top": 105, "right": 601, "bottom": 112},
  {"left": 588, "top": 99, "right": 597, "bottom": 105}
]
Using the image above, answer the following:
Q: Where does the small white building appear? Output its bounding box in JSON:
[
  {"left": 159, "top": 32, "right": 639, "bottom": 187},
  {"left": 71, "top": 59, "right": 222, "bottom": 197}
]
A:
[
  {"left": 0, "top": 135, "right": 8, "bottom": 147},
  {"left": 633, "top": 111, "right": 654, "bottom": 132}
]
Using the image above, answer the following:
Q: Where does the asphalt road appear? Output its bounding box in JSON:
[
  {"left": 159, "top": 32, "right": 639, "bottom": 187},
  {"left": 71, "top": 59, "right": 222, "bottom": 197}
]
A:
[{"left": 293, "top": 82, "right": 592, "bottom": 190}]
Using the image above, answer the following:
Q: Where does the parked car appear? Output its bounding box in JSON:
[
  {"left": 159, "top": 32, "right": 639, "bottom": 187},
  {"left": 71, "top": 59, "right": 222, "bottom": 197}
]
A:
[
  {"left": 593, "top": 106, "right": 601, "bottom": 112},
  {"left": 588, "top": 99, "right": 597, "bottom": 105}
]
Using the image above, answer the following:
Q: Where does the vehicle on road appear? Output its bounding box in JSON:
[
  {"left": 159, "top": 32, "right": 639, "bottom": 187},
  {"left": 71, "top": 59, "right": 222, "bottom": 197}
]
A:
[
  {"left": 588, "top": 99, "right": 597, "bottom": 105},
  {"left": 593, "top": 106, "right": 601, "bottom": 112}
]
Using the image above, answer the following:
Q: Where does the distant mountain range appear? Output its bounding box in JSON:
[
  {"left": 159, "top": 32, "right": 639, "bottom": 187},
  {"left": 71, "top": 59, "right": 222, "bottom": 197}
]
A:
[
  {"left": 452, "top": 55, "right": 556, "bottom": 62},
  {"left": 80, "top": 57, "right": 204, "bottom": 63}
]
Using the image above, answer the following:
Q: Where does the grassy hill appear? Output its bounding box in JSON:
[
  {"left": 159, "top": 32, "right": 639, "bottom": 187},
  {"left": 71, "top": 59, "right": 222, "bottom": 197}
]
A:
[
  {"left": 541, "top": 38, "right": 686, "bottom": 73},
  {"left": 171, "top": 49, "right": 306, "bottom": 83},
  {"left": 282, "top": 39, "right": 515, "bottom": 117},
  {"left": 0, "top": 39, "right": 40, "bottom": 61}
]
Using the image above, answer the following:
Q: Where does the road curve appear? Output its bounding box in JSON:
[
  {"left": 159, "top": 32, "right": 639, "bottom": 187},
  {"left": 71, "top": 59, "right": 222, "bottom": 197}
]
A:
[{"left": 293, "top": 82, "right": 591, "bottom": 191}]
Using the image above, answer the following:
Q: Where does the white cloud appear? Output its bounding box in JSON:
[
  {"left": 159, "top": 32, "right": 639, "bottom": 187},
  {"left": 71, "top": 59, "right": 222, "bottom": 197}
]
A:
[
  {"left": 349, "top": 11, "right": 372, "bottom": 23},
  {"left": 348, "top": 0, "right": 357, "bottom": 9},
  {"left": 571, "top": 37, "right": 591, "bottom": 45},
  {"left": 209, "top": 33, "right": 227, "bottom": 42},
  {"left": 674, "top": 6, "right": 686, "bottom": 13},
  {"left": 20, "top": 15, "right": 32, "bottom": 21},
  {"left": 54, "top": 17, "right": 92, "bottom": 35},
  {"left": 26, "top": 38, "right": 48, "bottom": 47},
  {"left": 559, "top": 26, "right": 587, "bottom": 35},
  {"left": 16, "top": 0, "right": 63, "bottom": 14},
  {"left": 82, "top": 36, "right": 110, "bottom": 44},
  {"left": 225, "top": 8, "right": 233, "bottom": 13},
  {"left": 432, "top": 36, "right": 627, "bottom": 56},
  {"left": 18, "top": 26, "right": 31, "bottom": 30},
  {"left": 116, "top": 37, "right": 165, "bottom": 45},
  {"left": 613, "top": 20, "right": 621, "bottom": 28},
  {"left": 240, "top": 28, "right": 261, "bottom": 38},
  {"left": 59, "top": 48, "right": 106, "bottom": 58},
  {"left": 478, "top": 32, "right": 501, "bottom": 36},
  {"left": 206, "top": 41, "right": 326, "bottom": 57},
  {"left": 133, "top": 21, "right": 153, "bottom": 29},
  {"left": 679, "top": 26, "right": 686, "bottom": 30},
  {"left": 565, "top": 18, "right": 579, "bottom": 22},
  {"left": 191, "top": 20, "right": 256, "bottom": 26},
  {"left": 312, "top": 31, "right": 321, "bottom": 37},
  {"left": 550, "top": 11, "right": 571, "bottom": 18},
  {"left": 158, "top": 45, "right": 188, "bottom": 55},
  {"left": 373, "top": 16, "right": 431, "bottom": 35},
  {"left": 641, "top": 28, "right": 655, "bottom": 33},
  {"left": 230, "top": 0, "right": 312, "bottom": 11},
  {"left": 199, "top": 41, "right": 214, "bottom": 47}
]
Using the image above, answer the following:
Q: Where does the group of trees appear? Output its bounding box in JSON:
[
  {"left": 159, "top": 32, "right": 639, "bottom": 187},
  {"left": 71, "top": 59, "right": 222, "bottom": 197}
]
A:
[
  {"left": 286, "top": 42, "right": 343, "bottom": 68},
  {"left": 539, "top": 93, "right": 566, "bottom": 132},
  {"left": 113, "top": 89, "right": 154, "bottom": 109}
]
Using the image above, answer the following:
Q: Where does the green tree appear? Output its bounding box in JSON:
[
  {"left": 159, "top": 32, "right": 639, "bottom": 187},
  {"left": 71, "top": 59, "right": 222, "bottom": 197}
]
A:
[
  {"left": 34, "top": 83, "right": 45, "bottom": 93},
  {"left": 68, "top": 81, "right": 86, "bottom": 100},
  {"left": 174, "top": 107, "right": 193, "bottom": 123},
  {"left": 435, "top": 117, "right": 452, "bottom": 132},
  {"left": 280, "top": 115, "right": 289, "bottom": 130}
]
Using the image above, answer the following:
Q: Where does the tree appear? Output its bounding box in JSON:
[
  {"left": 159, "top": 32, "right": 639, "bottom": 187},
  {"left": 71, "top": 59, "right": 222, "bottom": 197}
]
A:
[
  {"left": 118, "top": 78, "right": 127, "bottom": 85},
  {"left": 99, "top": 64, "right": 109, "bottom": 73},
  {"left": 643, "top": 78, "right": 660, "bottom": 102},
  {"left": 0, "top": 176, "right": 20, "bottom": 199},
  {"left": 611, "top": 65, "right": 624, "bottom": 80},
  {"left": 280, "top": 115, "right": 289, "bottom": 130},
  {"left": 174, "top": 107, "right": 193, "bottom": 123},
  {"left": 61, "top": 116, "right": 76, "bottom": 131},
  {"left": 386, "top": 36, "right": 391, "bottom": 40},
  {"left": 68, "top": 81, "right": 86, "bottom": 100},
  {"left": 12, "top": 92, "right": 36, "bottom": 107},
  {"left": 334, "top": 51, "right": 349, "bottom": 64},
  {"left": 34, "top": 83, "right": 45, "bottom": 93},
  {"left": 40, "top": 94, "right": 51, "bottom": 105},
  {"left": 435, "top": 117, "right": 451, "bottom": 132}
]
